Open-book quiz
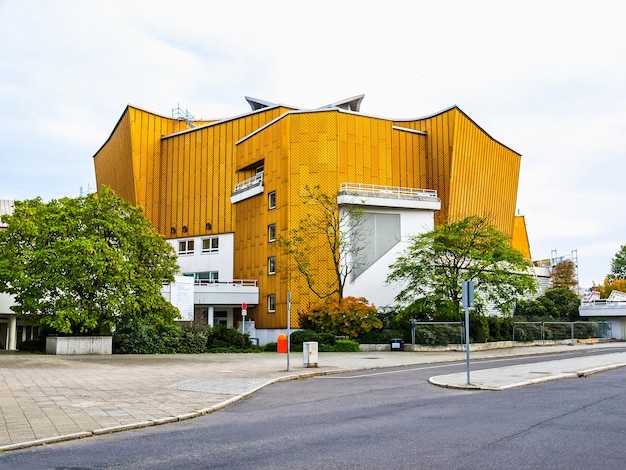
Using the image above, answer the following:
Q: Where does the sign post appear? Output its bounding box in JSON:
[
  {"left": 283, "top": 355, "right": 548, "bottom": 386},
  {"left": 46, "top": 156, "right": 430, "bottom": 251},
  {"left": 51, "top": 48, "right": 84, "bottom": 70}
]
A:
[
  {"left": 286, "top": 291, "right": 291, "bottom": 372},
  {"left": 462, "top": 280, "right": 474, "bottom": 385},
  {"left": 241, "top": 302, "right": 247, "bottom": 335}
]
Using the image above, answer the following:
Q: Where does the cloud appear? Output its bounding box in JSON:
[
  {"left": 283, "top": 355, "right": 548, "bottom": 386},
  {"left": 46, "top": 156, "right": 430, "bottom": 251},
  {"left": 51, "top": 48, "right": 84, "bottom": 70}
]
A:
[{"left": 1, "top": 0, "right": 625, "bottom": 286}]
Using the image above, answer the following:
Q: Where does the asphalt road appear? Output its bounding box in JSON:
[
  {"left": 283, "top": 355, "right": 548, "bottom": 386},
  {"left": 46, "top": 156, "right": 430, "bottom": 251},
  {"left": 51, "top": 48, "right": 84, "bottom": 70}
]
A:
[{"left": 2, "top": 350, "right": 626, "bottom": 470}]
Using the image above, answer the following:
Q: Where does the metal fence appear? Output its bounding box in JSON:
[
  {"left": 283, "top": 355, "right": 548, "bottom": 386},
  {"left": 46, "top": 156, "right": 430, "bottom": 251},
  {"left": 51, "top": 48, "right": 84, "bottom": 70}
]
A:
[{"left": 512, "top": 321, "right": 611, "bottom": 344}]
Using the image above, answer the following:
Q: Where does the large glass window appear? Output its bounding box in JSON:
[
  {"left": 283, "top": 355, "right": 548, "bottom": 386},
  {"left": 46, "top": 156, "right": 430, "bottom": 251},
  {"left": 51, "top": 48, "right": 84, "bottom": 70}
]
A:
[
  {"left": 268, "top": 256, "right": 276, "bottom": 275},
  {"left": 178, "top": 240, "right": 194, "bottom": 255},
  {"left": 195, "top": 271, "right": 219, "bottom": 282},
  {"left": 268, "top": 224, "right": 276, "bottom": 242},
  {"left": 268, "top": 294, "right": 276, "bottom": 312},
  {"left": 202, "top": 237, "right": 219, "bottom": 253},
  {"left": 268, "top": 191, "right": 276, "bottom": 209}
]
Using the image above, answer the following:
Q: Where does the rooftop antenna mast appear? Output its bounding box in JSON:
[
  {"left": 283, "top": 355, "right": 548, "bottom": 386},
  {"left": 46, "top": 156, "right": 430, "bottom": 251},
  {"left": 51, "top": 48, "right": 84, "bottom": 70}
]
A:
[{"left": 172, "top": 103, "right": 195, "bottom": 128}]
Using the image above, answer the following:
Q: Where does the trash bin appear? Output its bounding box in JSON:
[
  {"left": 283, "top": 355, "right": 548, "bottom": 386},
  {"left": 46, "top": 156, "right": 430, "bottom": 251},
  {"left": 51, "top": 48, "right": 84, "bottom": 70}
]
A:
[
  {"left": 390, "top": 338, "right": 404, "bottom": 351},
  {"left": 277, "top": 334, "right": 288, "bottom": 353}
]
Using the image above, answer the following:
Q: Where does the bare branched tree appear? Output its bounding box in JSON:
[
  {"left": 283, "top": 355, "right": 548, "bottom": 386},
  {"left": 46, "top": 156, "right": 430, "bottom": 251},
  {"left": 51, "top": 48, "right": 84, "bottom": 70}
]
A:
[{"left": 278, "top": 185, "right": 366, "bottom": 301}]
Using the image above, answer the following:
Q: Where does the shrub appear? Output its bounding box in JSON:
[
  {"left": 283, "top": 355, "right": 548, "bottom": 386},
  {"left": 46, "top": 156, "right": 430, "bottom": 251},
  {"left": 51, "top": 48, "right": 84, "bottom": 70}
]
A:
[
  {"left": 330, "top": 339, "right": 360, "bottom": 352},
  {"left": 289, "top": 329, "right": 342, "bottom": 351},
  {"left": 206, "top": 325, "right": 255, "bottom": 352},
  {"left": 410, "top": 323, "right": 463, "bottom": 346},
  {"left": 305, "top": 296, "right": 382, "bottom": 339},
  {"left": 290, "top": 329, "right": 321, "bottom": 346},
  {"left": 486, "top": 317, "right": 513, "bottom": 342},
  {"left": 113, "top": 319, "right": 170, "bottom": 354},
  {"left": 114, "top": 320, "right": 257, "bottom": 354},
  {"left": 17, "top": 339, "right": 44, "bottom": 353},
  {"left": 358, "top": 328, "right": 403, "bottom": 344}
]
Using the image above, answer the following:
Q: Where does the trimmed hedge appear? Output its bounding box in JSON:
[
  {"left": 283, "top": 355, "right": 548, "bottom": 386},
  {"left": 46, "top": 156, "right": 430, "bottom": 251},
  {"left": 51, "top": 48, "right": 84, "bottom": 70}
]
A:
[{"left": 113, "top": 321, "right": 259, "bottom": 354}]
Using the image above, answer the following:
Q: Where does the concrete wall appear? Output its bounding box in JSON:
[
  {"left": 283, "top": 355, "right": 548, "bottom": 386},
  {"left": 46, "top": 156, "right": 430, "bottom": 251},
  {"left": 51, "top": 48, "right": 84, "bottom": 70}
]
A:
[{"left": 46, "top": 336, "right": 112, "bottom": 355}]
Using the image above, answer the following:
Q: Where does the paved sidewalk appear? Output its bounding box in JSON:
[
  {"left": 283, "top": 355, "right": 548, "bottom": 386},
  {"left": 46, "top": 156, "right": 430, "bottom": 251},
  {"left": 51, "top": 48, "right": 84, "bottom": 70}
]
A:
[{"left": 1, "top": 342, "right": 625, "bottom": 452}]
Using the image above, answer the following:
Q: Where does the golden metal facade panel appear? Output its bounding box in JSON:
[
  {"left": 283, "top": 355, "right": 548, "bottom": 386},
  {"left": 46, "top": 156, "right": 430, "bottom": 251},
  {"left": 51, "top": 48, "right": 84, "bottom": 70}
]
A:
[
  {"left": 94, "top": 100, "right": 529, "bottom": 330},
  {"left": 512, "top": 215, "right": 532, "bottom": 260},
  {"left": 93, "top": 110, "right": 135, "bottom": 204},
  {"left": 393, "top": 107, "right": 520, "bottom": 239}
]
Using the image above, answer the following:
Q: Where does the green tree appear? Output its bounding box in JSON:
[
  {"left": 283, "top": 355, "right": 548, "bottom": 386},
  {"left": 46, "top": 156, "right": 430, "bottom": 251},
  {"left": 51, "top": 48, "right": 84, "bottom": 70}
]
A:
[
  {"left": 0, "top": 186, "right": 179, "bottom": 335},
  {"left": 515, "top": 287, "right": 580, "bottom": 321},
  {"left": 610, "top": 244, "right": 626, "bottom": 280},
  {"left": 387, "top": 216, "right": 537, "bottom": 319},
  {"left": 279, "top": 185, "right": 365, "bottom": 301}
]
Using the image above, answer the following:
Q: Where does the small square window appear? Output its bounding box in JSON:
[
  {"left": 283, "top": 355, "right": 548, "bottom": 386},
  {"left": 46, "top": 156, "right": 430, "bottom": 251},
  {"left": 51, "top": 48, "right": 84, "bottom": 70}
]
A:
[
  {"left": 178, "top": 240, "right": 194, "bottom": 255},
  {"left": 268, "top": 256, "right": 276, "bottom": 275},
  {"left": 268, "top": 294, "right": 276, "bottom": 312},
  {"left": 202, "top": 237, "right": 219, "bottom": 253},
  {"left": 268, "top": 224, "right": 276, "bottom": 242},
  {"left": 268, "top": 191, "right": 276, "bottom": 210}
]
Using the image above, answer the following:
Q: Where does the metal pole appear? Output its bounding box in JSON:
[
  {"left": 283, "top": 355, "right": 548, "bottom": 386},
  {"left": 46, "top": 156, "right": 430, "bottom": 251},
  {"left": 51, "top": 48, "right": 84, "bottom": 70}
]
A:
[
  {"left": 287, "top": 291, "right": 291, "bottom": 372},
  {"left": 465, "top": 304, "right": 470, "bottom": 385},
  {"left": 462, "top": 280, "right": 473, "bottom": 385}
]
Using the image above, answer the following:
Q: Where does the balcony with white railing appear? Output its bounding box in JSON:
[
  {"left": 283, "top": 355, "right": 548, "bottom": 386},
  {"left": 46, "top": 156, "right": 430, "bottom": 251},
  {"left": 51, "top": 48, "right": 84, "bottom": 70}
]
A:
[
  {"left": 337, "top": 182, "right": 441, "bottom": 210},
  {"left": 231, "top": 172, "right": 264, "bottom": 204},
  {"left": 163, "top": 279, "right": 259, "bottom": 307}
]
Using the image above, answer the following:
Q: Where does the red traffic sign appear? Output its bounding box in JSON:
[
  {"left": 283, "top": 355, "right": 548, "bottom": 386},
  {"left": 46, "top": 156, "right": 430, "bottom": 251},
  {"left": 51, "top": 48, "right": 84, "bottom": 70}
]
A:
[{"left": 242, "top": 302, "right": 247, "bottom": 310}]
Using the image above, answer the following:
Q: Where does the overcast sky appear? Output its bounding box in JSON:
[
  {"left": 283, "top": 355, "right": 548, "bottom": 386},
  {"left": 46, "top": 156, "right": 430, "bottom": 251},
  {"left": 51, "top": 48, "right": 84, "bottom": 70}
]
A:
[{"left": 1, "top": 0, "right": 624, "bottom": 288}]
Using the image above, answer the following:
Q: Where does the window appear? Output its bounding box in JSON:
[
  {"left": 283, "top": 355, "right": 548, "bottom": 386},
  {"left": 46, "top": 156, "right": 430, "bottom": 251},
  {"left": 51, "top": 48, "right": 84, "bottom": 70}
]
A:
[
  {"left": 268, "top": 191, "right": 276, "bottom": 209},
  {"left": 268, "top": 294, "right": 276, "bottom": 312},
  {"left": 195, "top": 271, "right": 219, "bottom": 282},
  {"left": 268, "top": 224, "right": 276, "bottom": 242},
  {"left": 178, "top": 240, "right": 194, "bottom": 255},
  {"left": 268, "top": 256, "right": 276, "bottom": 275},
  {"left": 202, "top": 237, "right": 219, "bottom": 253}
]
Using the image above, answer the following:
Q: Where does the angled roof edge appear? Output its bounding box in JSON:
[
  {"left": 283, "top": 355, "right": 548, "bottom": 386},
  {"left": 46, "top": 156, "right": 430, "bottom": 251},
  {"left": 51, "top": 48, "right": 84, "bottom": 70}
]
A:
[
  {"left": 162, "top": 103, "right": 292, "bottom": 140},
  {"left": 235, "top": 106, "right": 397, "bottom": 146},
  {"left": 92, "top": 105, "right": 132, "bottom": 159},
  {"left": 235, "top": 107, "right": 366, "bottom": 146},
  {"left": 396, "top": 105, "right": 521, "bottom": 157},
  {"left": 92, "top": 104, "right": 187, "bottom": 158},
  {"left": 245, "top": 96, "right": 278, "bottom": 110},
  {"left": 320, "top": 94, "right": 365, "bottom": 112}
]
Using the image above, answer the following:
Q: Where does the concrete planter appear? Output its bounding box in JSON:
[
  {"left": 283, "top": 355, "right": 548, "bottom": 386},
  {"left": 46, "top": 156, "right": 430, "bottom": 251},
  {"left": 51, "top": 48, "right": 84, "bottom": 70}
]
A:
[{"left": 46, "top": 336, "right": 112, "bottom": 355}]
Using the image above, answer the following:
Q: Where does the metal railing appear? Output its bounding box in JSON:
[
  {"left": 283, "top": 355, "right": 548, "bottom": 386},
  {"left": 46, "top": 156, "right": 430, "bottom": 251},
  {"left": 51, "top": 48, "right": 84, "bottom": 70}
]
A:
[
  {"left": 233, "top": 172, "right": 264, "bottom": 193},
  {"left": 194, "top": 279, "right": 257, "bottom": 287},
  {"left": 339, "top": 182, "right": 438, "bottom": 199}
]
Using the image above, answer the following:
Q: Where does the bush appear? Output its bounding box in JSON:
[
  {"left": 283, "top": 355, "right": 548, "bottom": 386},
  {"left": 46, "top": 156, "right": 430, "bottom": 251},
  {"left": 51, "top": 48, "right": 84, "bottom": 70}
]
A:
[
  {"left": 290, "top": 329, "right": 322, "bottom": 346},
  {"left": 289, "top": 329, "right": 344, "bottom": 352},
  {"left": 17, "top": 339, "right": 45, "bottom": 353},
  {"left": 305, "top": 296, "right": 382, "bottom": 339},
  {"left": 263, "top": 342, "right": 277, "bottom": 352},
  {"left": 113, "top": 319, "right": 170, "bottom": 354},
  {"left": 327, "top": 339, "right": 360, "bottom": 352},
  {"left": 412, "top": 324, "right": 463, "bottom": 346},
  {"left": 486, "top": 317, "right": 513, "bottom": 342},
  {"left": 113, "top": 320, "right": 258, "bottom": 354},
  {"left": 206, "top": 325, "right": 255, "bottom": 352},
  {"left": 358, "top": 328, "right": 403, "bottom": 344}
]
